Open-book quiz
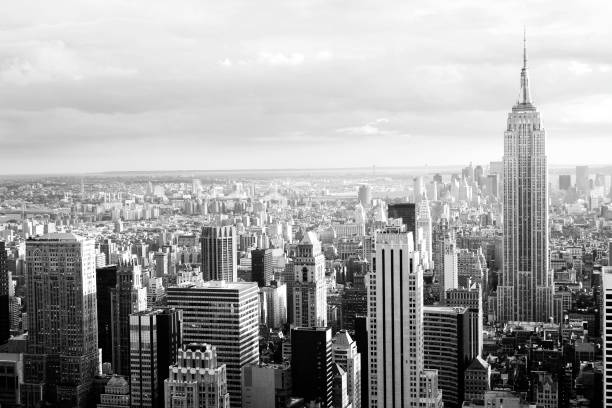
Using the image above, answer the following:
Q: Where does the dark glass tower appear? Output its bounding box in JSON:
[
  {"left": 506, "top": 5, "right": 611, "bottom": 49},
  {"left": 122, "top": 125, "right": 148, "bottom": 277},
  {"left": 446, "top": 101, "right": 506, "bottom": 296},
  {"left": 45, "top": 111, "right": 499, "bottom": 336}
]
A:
[
  {"left": 291, "top": 327, "right": 333, "bottom": 408},
  {"left": 251, "top": 248, "right": 273, "bottom": 287}
]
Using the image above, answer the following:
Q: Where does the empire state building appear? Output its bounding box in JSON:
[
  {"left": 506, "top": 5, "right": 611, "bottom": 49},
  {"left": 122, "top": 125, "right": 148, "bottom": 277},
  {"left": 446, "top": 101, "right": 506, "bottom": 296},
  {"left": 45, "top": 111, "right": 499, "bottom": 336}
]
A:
[{"left": 497, "top": 37, "right": 553, "bottom": 323}]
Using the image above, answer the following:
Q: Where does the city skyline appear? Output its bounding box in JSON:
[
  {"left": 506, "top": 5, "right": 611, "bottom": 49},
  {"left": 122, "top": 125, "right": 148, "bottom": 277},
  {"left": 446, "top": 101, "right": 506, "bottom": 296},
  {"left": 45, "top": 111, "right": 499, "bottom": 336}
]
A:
[{"left": 1, "top": 1, "right": 611, "bottom": 173}]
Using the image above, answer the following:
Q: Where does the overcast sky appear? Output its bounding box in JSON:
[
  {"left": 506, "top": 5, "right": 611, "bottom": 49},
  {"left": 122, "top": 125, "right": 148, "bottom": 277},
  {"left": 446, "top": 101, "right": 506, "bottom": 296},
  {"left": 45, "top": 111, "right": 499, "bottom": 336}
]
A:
[{"left": 0, "top": 0, "right": 610, "bottom": 174}]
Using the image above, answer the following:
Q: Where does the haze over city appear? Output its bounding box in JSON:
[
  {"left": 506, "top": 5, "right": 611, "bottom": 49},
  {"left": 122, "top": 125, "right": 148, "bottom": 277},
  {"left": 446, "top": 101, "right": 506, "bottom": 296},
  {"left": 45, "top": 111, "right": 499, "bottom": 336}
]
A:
[{"left": 0, "top": 0, "right": 611, "bottom": 173}]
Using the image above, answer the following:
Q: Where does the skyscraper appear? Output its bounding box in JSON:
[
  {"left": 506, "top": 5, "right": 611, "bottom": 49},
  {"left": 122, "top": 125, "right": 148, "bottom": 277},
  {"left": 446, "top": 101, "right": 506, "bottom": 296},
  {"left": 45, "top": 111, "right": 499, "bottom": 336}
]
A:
[
  {"left": 96, "top": 265, "right": 118, "bottom": 365},
  {"left": 292, "top": 232, "right": 327, "bottom": 327},
  {"left": 332, "top": 330, "right": 362, "bottom": 408},
  {"left": 576, "top": 165, "right": 589, "bottom": 193},
  {"left": 21, "top": 233, "right": 98, "bottom": 408},
  {"left": 0, "top": 241, "right": 9, "bottom": 344},
  {"left": 387, "top": 203, "right": 416, "bottom": 240},
  {"left": 167, "top": 281, "right": 259, "bottom": 408},
  {"left": 251, "top": 248, "right": 273, "bottom": 287},
  {"left": 129, "top": 308, "right": 183, "bottom": 408},
  {"left": 416, "top": 197, "right": 433, "bottom": 269},
  {"left": 164, "top": 344, "right": 230, "bottom": 408},
  {"left": 498, "top": 36, "right": 552, "bottom": 323},
  {"left": 602, "top": 266, "right": 612, "bottom": 408},
  {"left": 358, "top": 184, "right": 372, "bottom": 208},
  {"left": 291, "top": 327, "right": 333, "bottom": 408},
  {"left": 423, "top": 306, "right": 475, "bottom": 408},
  {"left": 111, "top": 261, "right": 147, "bottom": 377},
  {"left": 201, "top": 226, "right": 238, "bottom": 282},
  {"left": 368, "top": 232, "right": 443, "bottom": 408}
]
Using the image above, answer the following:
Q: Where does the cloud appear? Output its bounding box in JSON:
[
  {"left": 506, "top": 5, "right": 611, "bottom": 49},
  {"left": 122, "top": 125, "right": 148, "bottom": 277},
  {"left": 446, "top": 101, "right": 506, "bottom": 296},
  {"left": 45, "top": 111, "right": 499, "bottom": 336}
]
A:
[
  {"left": 336, "top": 118, "right": 409, "bottom": 139},
  {"left": 0, "top": 0, "right": 611, "bottom": 173}
]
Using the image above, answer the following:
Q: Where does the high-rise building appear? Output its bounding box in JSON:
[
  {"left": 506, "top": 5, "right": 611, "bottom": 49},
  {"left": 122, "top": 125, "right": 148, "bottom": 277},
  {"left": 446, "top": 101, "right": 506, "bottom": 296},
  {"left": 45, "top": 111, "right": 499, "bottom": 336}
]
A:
[
  {"left": 111, "top": 261, "right": 147, "bottom": 377},
  {"left": 260, "top": 282, "right": 287, "bottom": 328},
  {"left": 423, "top": 306, "right": 475, "bottom": 408},
  {"left": 353, "top": 316, "right": 369, "bottom": 408},
  {"left": 201, "top": 226, "right": 238, "bottom": 282},
  {"left": 291, "top": 327, "right": 333, "bottom": 408},
  {"left": 387, "top": 203, "right": 416, "bottom": 241},
  {"left": 129, "top": 308, "right": 183, "bottom": 408},
  {"left": 498, "top": 37, "right": 552, "bottom": 323},
  {"left": 358, "top": 184, "right": 372, "bottom": 208},
  {"left": 416, "top": 198, "right": 433, "bottom": 269},
  {"left": 576, "top": 165, "right": 589, "bottom": 193},
  {"left": 0, "top": 241, "right": 9, "bottom": 344},
  {"left": 558, "top": 175, "right": 571, "bottom": 191},
  {"left": 368, "top": 232, "right": 443, "bottom": 408},
  {"left": 332, "top": 330, "right": 361, "bottom": 408},
  {"left": 242, "top": 363, "right": 292, "bottom": 408},
  {"left": 164, "top": 344, "right": 230, "bottom": 408},
  {"left": 154, "top": 251, "right": 168, "bottom": 277},
  {"left": 292, "top": 232, "right": 327, "bottom": 327},
  {"left": 96, "top": 265, "right": 118, "bottom": 364},
  {"left": 167, "top": 281, "right": 259, "bottom": 408},
  {"left": 21, "top": 233, "right": 98, "bottom": 408},
  {"left": 445, "top": 287, "right": 483, "bottom": 357},
  {"left": 602, "top": 266, "right": 612, "bottom": 407},
  {"left": 252, "top": 248, "right": 273, "bottom": 287}
]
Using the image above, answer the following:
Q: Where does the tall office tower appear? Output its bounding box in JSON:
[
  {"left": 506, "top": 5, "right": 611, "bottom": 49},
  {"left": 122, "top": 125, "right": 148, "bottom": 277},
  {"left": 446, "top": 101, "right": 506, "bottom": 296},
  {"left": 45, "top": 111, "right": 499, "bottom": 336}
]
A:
[
  {"left": 260, "top": 282, "right": 287, "bottom": 328},
  {"left": 111, "top": 261, "right": 147, "bottom": 376},
  {"left": 201, "top": 226, "right": 237, "bottom": 282},
  {"left": 387, "top": 203, "right": 416, "bottom": 240},
  {"left": 97, "top": 375, "right": 130, "bottom": 408},
  {"left": 445, "top": 286, "right": 483, "bottom": 357},
  {"left": 242, "top": 363, "right": 293, "bottom": 408},
  {"left": 291, "top": 327, "right": 333, "bottom": 408},
  {"left": 96, "top": 265, "right": 118, "bottom": 364},
  {"left": 292, "top": 232, "right": 327, "bottom": 327},
  {"left": 485, "top": 174, "right": 499, "bottom": 197},
  {"left": 21, "top": 233, "right": 98, "bottom": 408},
  {"left": 252, "top": 248, "right": 273, "bottom": 287},
  {"left": 129, "top": 308, "right": 183, "bottom": 408},
  {"left": 341, "top": 282, "right": 367, "bottom": 331},
  {"left": 603, "top": 266, "right": 612, "bottom": 407},
  {"left": 417, "top": 198, "right": 433, "bottom": 269},
  {"left": 498, "top": 37, "right": 553, "bottom": 323},
  {"left": 164, "top": 344, "right": 230, "bottom": 408},
  {"left": 167, "top": 281, "right": 259, "bottom": 408},
  {"left": 441, "top": 230, "right": 458, "bottom": 292},
  {"left": 332, "top": 330, "right": 361, "bottom": 408},
  {"left": 368, "top": 232, "right": 443, "bottom": 408},
  {"left": 333, "top": 364, "right": 350, "bottom": 408},
  {"left": 0, "top": 241, "right": 9, "bottom": 344},
  {"left": 353, "top": 316, "right": 369, "bottom": 408},
  {"left": 576, "top": 165, "right": 589, "bottom": 193},
  {"left": 558, "top": 175, "right": 571, "bottom": 191},
  {"left": 154, "top": 251, "right": 168, "bottom": 277},
  {"left": 423, "top": 306, "right": 474, "bottom": 408},
  {"left": 358, "top": 184, "right": 372, "bottom": 208},
  {"left": 432, "top": 220, "right": 458, "bottom": 292}
]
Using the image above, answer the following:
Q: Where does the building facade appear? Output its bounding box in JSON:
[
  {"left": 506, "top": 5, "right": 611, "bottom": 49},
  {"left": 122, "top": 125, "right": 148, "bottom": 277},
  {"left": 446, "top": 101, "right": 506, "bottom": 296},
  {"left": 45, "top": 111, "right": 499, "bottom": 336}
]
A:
[
  {"left": 368, "top": 231, "right": 443, "bottom": 408},
  {"left": 21, "top": 233, "right": 98, "bottom": 408},
  {"left": 292, "top": 232, "right": 327, "bottom": 327},
  {"left": 201, "top": 226, "right": 238, "bottom": 282},
  {"left": 167, "top": 281, "right": 259, "bottom": 408},
  {"left": 498, "top": 39, "right": 552, "bottom": 323}
]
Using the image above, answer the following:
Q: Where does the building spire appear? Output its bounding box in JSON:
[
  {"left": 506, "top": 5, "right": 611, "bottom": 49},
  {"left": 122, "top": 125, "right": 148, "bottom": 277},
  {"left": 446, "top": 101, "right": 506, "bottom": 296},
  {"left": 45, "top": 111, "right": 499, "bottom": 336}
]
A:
[{"left": 519, "top": 27, "right": 532, "bottom": 105}]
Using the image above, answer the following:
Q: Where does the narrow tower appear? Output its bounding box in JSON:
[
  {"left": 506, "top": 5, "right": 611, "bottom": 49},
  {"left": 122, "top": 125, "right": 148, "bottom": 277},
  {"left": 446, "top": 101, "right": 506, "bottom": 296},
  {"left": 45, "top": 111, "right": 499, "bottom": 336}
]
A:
[{"left": 497, "top": 34, "right": 552, "bottom": 323}]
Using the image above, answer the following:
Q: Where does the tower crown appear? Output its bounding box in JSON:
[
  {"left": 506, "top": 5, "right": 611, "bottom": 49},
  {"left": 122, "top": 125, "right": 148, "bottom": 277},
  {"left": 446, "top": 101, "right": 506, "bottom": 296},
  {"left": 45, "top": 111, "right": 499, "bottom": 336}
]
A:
[{"left": 516, "top": 29, "right": 534, "bottom": 109}]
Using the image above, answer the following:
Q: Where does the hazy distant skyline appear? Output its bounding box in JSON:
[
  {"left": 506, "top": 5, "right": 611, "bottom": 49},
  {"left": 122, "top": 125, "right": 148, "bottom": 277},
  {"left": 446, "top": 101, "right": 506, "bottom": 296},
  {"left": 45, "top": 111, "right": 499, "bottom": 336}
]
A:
[{"left": 1, "top": 0, "right": 611, "bottom": 174}]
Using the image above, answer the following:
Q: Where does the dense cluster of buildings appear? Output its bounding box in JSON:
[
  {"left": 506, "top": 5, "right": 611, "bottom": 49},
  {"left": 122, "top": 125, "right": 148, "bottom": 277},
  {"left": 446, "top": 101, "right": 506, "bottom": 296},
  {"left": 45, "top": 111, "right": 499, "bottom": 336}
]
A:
[{"left": 0, "top": 43, "right": 608, "bottom": 408}]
